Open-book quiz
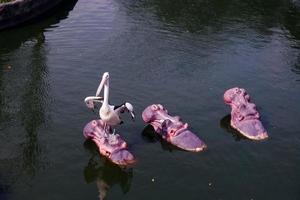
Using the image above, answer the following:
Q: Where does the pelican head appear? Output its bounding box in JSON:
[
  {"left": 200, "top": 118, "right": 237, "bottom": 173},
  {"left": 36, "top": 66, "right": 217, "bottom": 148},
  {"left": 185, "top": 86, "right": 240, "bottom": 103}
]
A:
[
  {"left": 102, "top": 72, "right": 109, "bottom": 80},
  {"left": 125, "top": 102, "right": 135, "bottom": 120}
]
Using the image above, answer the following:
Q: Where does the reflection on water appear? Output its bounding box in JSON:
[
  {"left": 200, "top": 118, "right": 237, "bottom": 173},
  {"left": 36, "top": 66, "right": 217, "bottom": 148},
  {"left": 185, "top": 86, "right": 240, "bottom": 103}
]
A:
[
  {"left": 84, "top": 140, "right": 133, "bottom": 200},
  {"left": 283, "top": 2, "right": 300, "bottom": 77},
  {"left": 0, "top": 0, "right": 78, "bottom": 194},
  {"left": 219, "top": 115, "right": 247, "bottom": 141},
  {"left": 147, "top": 0, "right": 299, "bottom": 32},
  {"left": 140, "top": 0, "right": 300, "bottom": 78},
  {"left": 0, "top": 65, "right": 7, "bottom": 123},
  {"left": 283, "top": 2, "right": 300, "bottom": 40},
  {"left": 292, "top": 54, "right": 300, "bottom": 79},
  {"left": 20, "top": 36, "right": 48, "bottom": 176},
  {"left": 0, "top": 30, "right": 48, "bottom": 199}
]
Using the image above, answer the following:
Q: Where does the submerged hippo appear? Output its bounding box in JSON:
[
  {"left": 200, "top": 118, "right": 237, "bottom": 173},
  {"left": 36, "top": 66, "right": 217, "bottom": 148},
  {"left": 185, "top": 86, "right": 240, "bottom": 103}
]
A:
[
  {"left": 142, "top": 104, "right": 206, "bottom": 152},
  {"left": 83, "top": 120, "right": 136, "bottom": 166},
  {"left": 224, "top": 87, "right": 268, "bottom": 140}
]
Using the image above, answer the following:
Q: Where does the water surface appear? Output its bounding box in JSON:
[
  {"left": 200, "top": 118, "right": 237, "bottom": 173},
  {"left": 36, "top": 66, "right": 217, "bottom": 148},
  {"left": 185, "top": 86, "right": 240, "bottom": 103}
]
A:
[{"left": 0, "top": 0, "right": 300, "bottom": 199}]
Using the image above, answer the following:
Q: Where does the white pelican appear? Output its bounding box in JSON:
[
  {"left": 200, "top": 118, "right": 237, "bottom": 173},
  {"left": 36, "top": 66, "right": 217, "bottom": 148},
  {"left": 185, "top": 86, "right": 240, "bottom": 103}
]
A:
[{"left": 84, "top": 72, "right": 135, "bottom": 132}]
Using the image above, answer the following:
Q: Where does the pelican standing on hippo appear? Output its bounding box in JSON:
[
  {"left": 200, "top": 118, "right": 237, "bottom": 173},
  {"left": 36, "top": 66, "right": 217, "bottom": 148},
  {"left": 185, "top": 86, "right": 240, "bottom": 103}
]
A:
[{"left": 83, "top": 72, "right": 136, "bottom": 166}]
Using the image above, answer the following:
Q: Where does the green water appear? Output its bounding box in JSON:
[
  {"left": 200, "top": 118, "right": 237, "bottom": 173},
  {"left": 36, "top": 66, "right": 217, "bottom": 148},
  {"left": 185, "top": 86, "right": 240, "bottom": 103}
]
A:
[{"left": 0, "top": 0, "right": 300, "bottom": 199}]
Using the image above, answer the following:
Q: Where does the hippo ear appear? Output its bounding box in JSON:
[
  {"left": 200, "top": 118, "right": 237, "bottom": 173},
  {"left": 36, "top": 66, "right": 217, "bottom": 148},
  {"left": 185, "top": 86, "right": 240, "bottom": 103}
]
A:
[
  {"left": 151, "top": 104, "right": 159, "bottom": 111},
  {"left": 245, "top": 94, "right": 250, "bottom": 101}
]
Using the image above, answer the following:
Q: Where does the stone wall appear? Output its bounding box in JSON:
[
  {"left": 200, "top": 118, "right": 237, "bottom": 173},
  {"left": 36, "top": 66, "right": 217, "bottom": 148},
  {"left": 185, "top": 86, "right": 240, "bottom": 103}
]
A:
[{"left": 0, "top": 0, "right": 64, "bottom": 30}]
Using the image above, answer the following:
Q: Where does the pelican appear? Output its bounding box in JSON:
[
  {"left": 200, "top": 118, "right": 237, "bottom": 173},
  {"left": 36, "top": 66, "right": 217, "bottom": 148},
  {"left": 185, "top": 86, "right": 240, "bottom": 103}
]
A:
[{"left": 84, "top": 72, "right": 135, "bottom": 132}]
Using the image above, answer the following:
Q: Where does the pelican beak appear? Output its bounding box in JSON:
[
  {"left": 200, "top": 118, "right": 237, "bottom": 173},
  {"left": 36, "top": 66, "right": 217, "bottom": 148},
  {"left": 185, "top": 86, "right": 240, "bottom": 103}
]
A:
[
  {"left": 84, "top": 96, "right": 104, "bottom": 109},
  {"left": 124, "top": 102, "right": 135, "bottom": 121},
  {"left": 96, "top": 72, "right": 109, "bottom": 96},
  {"left": 130, "top": 111, "right": 135, "bottom": 121}
]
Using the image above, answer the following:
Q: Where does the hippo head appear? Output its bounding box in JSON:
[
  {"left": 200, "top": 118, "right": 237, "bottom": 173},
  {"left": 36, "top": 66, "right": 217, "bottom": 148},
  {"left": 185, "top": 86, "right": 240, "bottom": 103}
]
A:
[
  {"left": 83, "top": 120, "right": 100, "bottom": 139},
  {"left": 224, "top": 87, "right": 268, "bottom": 140},
  {"left": 142, "top": 104, "right": 206, "bottom": 152},
  {"left": 224, "top": 87, "right": 250, "bottom": 105},
  {"left": 142, "top": 104, "right": 167, "bottom": 123}
]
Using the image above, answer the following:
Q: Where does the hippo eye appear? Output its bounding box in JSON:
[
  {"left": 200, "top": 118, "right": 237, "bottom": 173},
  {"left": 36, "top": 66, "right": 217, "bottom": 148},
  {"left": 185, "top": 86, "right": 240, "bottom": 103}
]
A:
[
  {"left": 239, "top": 103, "right": 246, "bottom": 109},
  {"left": 238, "top": 115, "right": 244, "bottom": 121}
]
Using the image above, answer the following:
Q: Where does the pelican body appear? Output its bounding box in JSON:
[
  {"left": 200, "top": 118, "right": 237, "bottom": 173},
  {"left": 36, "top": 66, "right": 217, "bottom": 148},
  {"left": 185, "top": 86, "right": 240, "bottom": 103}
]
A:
[{"left": 84, "top": 72, "right": 135, "bottom": 131}]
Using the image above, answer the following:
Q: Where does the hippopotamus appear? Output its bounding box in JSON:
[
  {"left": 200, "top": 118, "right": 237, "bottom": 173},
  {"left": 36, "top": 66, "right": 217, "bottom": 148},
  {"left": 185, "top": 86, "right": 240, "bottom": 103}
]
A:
[
  {"left": 142, "top": 104, "right": 206, "bottom": 152},
  {"left": 224, "top": 87, "right": 268, "bottom": 140},
  {"left": 83, "top": 120, "right": 136, "bottom": 166}
]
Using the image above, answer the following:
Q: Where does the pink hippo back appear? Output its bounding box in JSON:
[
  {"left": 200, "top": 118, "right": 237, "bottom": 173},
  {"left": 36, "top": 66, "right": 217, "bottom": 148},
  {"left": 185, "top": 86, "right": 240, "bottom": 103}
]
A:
[
  {"left": 83, "top": 120, "right": 135, "bottom": 166},
  {"left": 224, "top": 87, "right": 268, "bottom": 140},
  {"left": 142, "top": 104, "right": 206, "bottom": 152}
]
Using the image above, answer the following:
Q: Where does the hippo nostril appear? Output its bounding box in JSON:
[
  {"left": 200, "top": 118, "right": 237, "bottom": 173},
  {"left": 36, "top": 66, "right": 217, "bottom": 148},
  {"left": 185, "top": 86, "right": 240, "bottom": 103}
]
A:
[{"left": 169, "top": 129, "right": 176, "bottom": 136}]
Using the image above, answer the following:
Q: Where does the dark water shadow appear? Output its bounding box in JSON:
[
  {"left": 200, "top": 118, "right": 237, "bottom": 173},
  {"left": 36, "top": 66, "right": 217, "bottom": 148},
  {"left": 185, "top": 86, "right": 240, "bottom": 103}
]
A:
[
  {"left": 291, "top": 54, "right": 300, "bottom": 78},
  {"left": 0, "top": 33, "right": 48, "bottom": 182},
  {"left": 283, "top": 2, "right": 300, "bottom": 40},
  {"left": 0, "top": 183, "right": 10, "bottom": 200},
  {"left": 0, "top": 65, "right": 8, "bottom": 124},
  {"left": 19, "top": 34, "right": 48, "bottom": 176},
  {"left": 125, "top": 0, "right": 300, "bottom": 80},
  {"left": 141, "top": 125, "right": 185, "bottom": 152},
  {"left": 220, "top": 115, "right": 247, "bottom": 141},
  {"left": 0, "top": 0, "right": 79, "bottom": 32},
  {"left": 283, "top": 3, "right": 300, "bottom": 78},
  {"left": 0, "top": 0, "right": 78, "bottom": 52},
  {"left": 139, "top": 0, "right": 299, "bottom": 34},
  {"left": 83, "top": 140, "right": 133, "bottom": 200}
]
